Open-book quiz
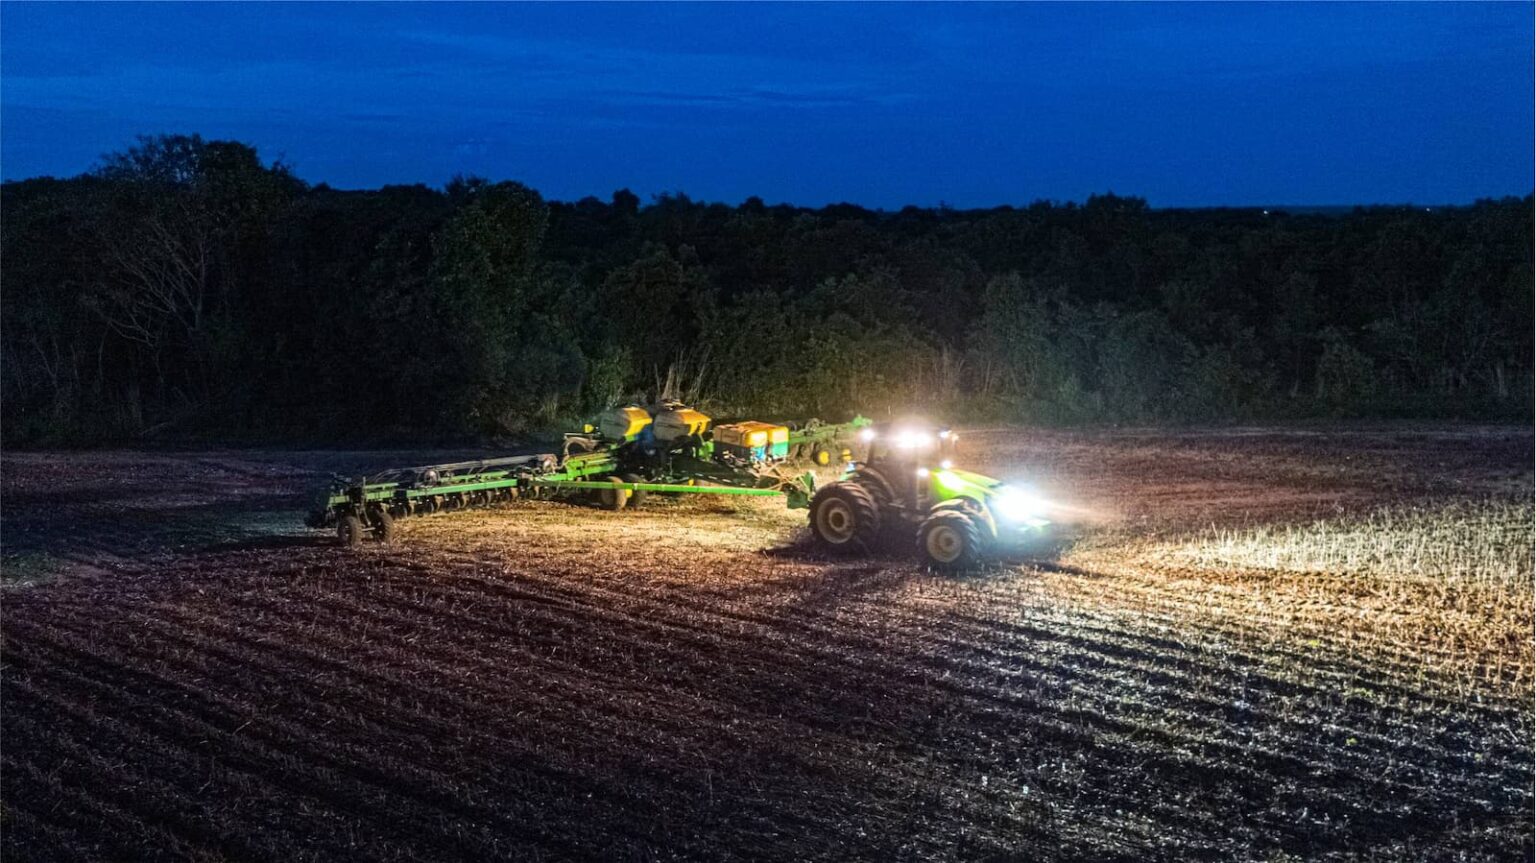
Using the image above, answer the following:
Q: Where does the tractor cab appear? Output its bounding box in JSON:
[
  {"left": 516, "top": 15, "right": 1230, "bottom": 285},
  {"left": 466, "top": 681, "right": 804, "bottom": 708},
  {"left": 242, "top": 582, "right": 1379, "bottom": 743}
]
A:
[
  {"left": 845, "top": 422, "right": 962, "bottom": 509},
  {"left": 856, "top": 422, "right": 959, "bottom": 465}
]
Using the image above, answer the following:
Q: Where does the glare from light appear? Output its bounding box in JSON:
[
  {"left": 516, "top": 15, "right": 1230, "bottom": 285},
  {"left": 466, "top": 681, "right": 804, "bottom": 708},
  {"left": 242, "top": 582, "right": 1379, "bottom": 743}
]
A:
[
  {"left": 940, "top": 459, "right": 953, "bottom": 469},
  {"left": 892, "top": 428, "right": 933, "bottom": 449},
  {"left": 858, "top": 428, "right": 876, "bottom": 443},
  {"left": 938, "top": 429, "right": 952, "bottom": 440},
  {"left": 993, "top": 485, "right": 1049, "bottom": 524},
  {"left": 936, "top": 470, "right": 962, "bottom": 490},
  {"left": 915, "top": 467, "right": 930, "bottom": 478}
]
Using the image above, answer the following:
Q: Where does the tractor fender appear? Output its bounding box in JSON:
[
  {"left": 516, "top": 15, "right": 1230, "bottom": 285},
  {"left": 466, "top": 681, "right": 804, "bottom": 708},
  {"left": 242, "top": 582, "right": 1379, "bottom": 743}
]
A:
[{"left": 930, "top": 497, "right": 999, "bottom": 540}]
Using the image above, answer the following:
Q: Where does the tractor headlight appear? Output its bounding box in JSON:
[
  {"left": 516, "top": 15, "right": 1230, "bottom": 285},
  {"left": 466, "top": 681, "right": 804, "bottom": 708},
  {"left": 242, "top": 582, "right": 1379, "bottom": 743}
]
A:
[
  {"left": 892, "top": 428, "right": 932, "bottom": 449},
  {"left": 992, "top": 485, "right": 1049, "bottom": 525}
]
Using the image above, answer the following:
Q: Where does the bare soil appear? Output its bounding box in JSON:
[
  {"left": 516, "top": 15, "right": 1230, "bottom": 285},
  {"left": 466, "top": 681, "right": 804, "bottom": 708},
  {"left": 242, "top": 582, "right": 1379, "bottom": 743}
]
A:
[{"left": 2, "top": 425, "right": 1531, "bottom": 861}]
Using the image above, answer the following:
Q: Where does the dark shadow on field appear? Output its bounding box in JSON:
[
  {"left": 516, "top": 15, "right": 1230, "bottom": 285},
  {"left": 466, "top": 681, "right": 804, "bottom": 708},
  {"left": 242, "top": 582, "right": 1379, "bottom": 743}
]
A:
[
  {"left": 762, "top": 522, "right": 1078, "bottom": 573},
  {"left": 1027, "top": 560, "right": 1110, "bottom": 579},
  {"left": 740, "top": 526, "right": 1083, "bottom": 609},
  {"left": 198, "top": 534, "right": 336, "bottom": 554},
  {"left": 759, "top": 529, "right": 907, "bottom": 564},
  {"left": 0, "top": 491, "right": 317, "bottom": 562}
]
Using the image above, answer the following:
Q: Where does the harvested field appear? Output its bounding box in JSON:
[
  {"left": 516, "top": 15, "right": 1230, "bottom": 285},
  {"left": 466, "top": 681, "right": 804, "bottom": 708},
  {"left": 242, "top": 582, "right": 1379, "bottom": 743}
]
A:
[{"left": 2, "top": 425, "right": 1531, "bottom": 861}]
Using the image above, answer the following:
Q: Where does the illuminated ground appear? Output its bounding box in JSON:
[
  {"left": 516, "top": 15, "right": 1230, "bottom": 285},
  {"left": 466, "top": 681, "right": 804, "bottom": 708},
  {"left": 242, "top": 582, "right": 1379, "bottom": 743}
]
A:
[{"left": 2, "top": 426, "right": 1531, "bottom": 861}]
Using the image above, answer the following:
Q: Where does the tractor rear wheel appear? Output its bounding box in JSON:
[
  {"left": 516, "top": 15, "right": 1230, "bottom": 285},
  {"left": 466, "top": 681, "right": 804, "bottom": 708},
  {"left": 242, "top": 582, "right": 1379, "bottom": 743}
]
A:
[
  {"left": 917, "top": 510, "right": 985, "bottom": 571},
  {"left": 849, "top": 468, "right": 895, "bottom": 507},
  {"left": 338, "top": 514, "right": 367, "bottom": 547},
  {"left": 620, "top": 474, "right": 648, "bottom": 507},
  {"left": 372, "top": 508, "right": 397, "bottom": 544},
  {"left": 808, "top": 482, "right": 881, "bottom": 551},
  {"left": 811, "top": 446, "right": 832, "bottom": 467}
]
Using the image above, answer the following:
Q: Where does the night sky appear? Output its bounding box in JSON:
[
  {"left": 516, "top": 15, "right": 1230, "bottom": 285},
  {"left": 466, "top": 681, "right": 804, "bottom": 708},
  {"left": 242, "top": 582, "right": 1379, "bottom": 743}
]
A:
[{"left": 3, "top": 2, "right": 1531, "bottom": 208}]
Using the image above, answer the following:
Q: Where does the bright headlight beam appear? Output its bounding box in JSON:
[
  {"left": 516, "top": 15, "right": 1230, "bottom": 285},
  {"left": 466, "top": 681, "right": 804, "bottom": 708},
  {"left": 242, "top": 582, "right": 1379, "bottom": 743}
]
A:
[{"left": 993, "top": 485, "right": 1049, "bottom": 523}]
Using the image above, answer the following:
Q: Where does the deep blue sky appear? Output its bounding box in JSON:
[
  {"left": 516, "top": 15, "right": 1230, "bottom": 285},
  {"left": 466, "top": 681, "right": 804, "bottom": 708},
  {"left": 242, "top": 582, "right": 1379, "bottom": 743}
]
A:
[{"left": 3, "top": 2, "right": 1531, "bottom": 208}]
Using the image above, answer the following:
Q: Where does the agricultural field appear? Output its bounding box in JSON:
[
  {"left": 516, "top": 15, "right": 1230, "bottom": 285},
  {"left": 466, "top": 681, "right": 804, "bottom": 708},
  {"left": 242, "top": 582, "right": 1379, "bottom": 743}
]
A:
[{"left": 2, "top": 425, "right": 1531, "bottom": 861}]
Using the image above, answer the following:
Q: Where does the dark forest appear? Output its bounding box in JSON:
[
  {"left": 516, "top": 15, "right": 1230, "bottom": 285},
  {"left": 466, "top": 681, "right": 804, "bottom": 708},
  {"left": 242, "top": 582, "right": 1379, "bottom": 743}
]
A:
[{"left": 4, "top": 134, "right": 1531, "bottom": 444}]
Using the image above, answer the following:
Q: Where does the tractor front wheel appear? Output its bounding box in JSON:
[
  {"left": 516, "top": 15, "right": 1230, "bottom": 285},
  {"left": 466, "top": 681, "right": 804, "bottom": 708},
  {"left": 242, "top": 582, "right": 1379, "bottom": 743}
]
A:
[
  {"left": 917, "top": 510, "right": 985, "bottom": 571},
  {"left": 808, "top": 482, "right": 881, "bottom": 551}
]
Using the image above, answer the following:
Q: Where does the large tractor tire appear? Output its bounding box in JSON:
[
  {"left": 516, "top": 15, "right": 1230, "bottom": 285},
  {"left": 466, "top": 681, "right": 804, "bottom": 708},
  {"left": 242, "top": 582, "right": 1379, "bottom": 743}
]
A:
[
  {"left": 917, "top": 510, "right": 985, "bottom": 571},
  {"left": 808, "top": 482, "right": 881, "bottom": 552},
  {"left": 372, "top": 508, "right": 397, "bottom": 544},
  {"left": 620, "top": 473, "right": 649, "bottom": 508},
  {"left": 599, "top": 476, "right": 631, "bottom": 511},
  {"left": 338, "top": 514, "right": 367, "bottom": 547},
  {"left": 849, "top": 468, "right": 895, "bottom": 507}
]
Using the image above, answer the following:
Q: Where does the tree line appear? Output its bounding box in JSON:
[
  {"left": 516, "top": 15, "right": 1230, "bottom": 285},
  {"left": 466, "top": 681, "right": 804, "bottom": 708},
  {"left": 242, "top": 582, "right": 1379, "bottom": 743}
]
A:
[{"left": 3, "top": 134, "right": 1531, "bottom": 444}]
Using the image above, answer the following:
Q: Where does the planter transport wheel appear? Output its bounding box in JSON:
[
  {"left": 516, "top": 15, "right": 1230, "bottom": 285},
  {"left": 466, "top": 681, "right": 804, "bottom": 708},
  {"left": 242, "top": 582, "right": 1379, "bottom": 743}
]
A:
[
  {"left": 620, "top": 474, "right": 648, "bottom": 507},
  {"left": 338, "top": 514, "right": 367, "bottom": 547},
  {"left": 599, "top": 476, "right": 630, "bottom": 511},
  {"left": 372, "top": 508, "right": 397, "bottom": 544}
]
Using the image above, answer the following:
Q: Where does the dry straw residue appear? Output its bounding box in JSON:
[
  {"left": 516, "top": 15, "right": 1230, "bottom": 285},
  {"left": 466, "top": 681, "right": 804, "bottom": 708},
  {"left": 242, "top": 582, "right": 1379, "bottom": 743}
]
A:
[
  {"left": 1171, "top": 498, "right": 1533, "bottom": 585},
  {"left": 1068, "top": 497, "right": 1535, "bottom": 698}
]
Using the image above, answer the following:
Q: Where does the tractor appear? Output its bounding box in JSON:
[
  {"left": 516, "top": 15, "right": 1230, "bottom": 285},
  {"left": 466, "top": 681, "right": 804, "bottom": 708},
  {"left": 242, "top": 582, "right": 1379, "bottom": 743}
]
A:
[{"left": 806, "top": 422, "right": 1051, "bottom": 569}]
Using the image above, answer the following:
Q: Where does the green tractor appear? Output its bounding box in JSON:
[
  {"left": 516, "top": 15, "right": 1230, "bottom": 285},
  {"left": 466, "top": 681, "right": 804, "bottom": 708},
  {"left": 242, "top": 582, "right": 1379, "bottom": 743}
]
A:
[{"left": 807, "top": 423, "right": 1051, "bottom": 570}]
